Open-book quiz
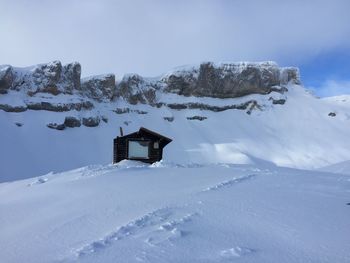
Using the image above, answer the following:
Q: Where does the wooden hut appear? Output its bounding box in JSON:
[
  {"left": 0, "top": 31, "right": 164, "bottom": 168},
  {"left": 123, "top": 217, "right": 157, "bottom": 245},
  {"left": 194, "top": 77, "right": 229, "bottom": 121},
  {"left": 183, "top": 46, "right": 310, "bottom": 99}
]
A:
[{"left": 113, "top": 127, "right": 172, "bottom": 164}]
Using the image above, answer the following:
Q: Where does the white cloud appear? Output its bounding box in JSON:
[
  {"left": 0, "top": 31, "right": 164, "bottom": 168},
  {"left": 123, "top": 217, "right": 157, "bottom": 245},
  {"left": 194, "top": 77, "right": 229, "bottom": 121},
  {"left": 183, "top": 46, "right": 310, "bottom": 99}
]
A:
[
  {"left": 0, "top": 0, "right": 349, "bottom": 77},
  {"left": 310, "top": 79, "right": 350, "bottom": 97}
]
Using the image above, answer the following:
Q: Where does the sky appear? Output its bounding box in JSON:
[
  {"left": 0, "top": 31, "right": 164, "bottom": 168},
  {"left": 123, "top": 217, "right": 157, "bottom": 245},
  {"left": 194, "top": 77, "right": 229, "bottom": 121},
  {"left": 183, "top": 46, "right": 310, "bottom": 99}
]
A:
[{"left": 0, "top": 0, "right": 349, "bottom": 96}]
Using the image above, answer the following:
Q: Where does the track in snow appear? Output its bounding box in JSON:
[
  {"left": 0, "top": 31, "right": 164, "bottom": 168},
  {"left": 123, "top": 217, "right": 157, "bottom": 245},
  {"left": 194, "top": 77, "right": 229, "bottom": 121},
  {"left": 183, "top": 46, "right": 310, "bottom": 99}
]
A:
[
  {"left": 64, "top": 173, "right": 258, "bottom": 262},
  {"left": 71, "top": 206, "right": 199, "bottom": 261},
  {"left": 202, "top": 174, "right": 257, "bottom": 192}
]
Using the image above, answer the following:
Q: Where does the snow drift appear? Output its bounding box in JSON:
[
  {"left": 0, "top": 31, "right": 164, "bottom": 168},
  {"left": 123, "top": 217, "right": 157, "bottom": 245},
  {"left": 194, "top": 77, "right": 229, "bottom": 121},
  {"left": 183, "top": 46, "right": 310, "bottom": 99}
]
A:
[{"left": 0, "top": 161, "right": 349, "bottom": 263}]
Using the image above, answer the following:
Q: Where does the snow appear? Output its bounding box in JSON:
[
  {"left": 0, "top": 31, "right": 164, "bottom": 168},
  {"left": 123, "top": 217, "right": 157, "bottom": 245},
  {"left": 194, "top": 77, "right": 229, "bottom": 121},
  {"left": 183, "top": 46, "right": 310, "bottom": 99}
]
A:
[
  {"left": 319, "top": 160, "right": 350, "bottom": 175},
  {"left": 156, "top": 89, "right": 286, "bottom": 106},
  {"left": 0, "top": 88, "right": 90, "bottom": 106},
  {"left": 1, "top": 84, "right": 350, "bottom": 182},
  {"left": 82, "top": 73, "right": 115, "bottom": 82},
  {"left": 0, "top": 162, "right": 349, "bottom": 263},
  {"left": 1, "top": 77, "right": 350, "bottom": 262},
  {"left": 161, "top": 61, "right": 280, "bottom": 78},
  {"left": 0, "top": 90, "right": 27, "bottom": 107},
  {"left": 322, "top": 94, "right": 350, "bottom": 104}
]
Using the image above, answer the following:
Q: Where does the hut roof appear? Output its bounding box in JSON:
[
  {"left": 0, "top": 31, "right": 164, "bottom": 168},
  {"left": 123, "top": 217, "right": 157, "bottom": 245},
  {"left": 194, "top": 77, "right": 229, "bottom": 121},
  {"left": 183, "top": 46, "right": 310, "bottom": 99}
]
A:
[
  {"left": 118, "top": 127, "right": 172, "bottom": 145},
  {"left": 138, "top": 127, "right": 172, "bottom": 143}
]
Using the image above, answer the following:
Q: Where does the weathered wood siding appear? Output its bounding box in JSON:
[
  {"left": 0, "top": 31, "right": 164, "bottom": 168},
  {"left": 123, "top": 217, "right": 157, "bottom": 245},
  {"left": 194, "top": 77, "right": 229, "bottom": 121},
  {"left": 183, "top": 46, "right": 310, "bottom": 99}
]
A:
[
  {"left": 113, "top": 130, "right": 166, "bottom": 164},
  {"left": 113, "top": 137, "right": 128, "bottom": 163}
]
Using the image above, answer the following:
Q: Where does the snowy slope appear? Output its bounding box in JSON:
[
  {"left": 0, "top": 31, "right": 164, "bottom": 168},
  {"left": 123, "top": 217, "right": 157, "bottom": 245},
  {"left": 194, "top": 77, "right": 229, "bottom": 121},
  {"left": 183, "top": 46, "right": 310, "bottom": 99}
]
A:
[
  {"left": 0, "top": 161, "right": 349, "bottom": 263},
  {"left": 1, "top": 83, "right": 350, "bottom": 182},
  {"left": 319, "top": 160, "right": 350, "bottom": 175},
  {"left": 1, "top": 61, "right": 350, "bottom": 263}
]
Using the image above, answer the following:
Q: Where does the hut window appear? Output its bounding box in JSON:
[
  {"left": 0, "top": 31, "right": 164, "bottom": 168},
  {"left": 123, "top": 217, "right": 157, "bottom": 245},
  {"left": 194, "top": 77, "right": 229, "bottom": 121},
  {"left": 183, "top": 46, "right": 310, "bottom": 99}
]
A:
[
  {"left": 128, "top": 140, "right": 149, "bottom": 159},
  {"left": 154, "top": 142, "right": 159, "bottom": 149}
]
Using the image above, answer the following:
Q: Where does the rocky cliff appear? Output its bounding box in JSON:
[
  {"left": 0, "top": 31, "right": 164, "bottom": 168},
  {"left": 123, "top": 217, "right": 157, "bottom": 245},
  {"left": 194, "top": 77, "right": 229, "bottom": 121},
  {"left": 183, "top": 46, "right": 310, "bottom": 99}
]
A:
[
  {"left": 0, "top": 60, "right": 300, "bottom": 109},
  {"left": 162, "top": 62, "right": 299, "bottom": 98},
  {"left": 0, "top": 61, "right": 81, "bottom": 95}
]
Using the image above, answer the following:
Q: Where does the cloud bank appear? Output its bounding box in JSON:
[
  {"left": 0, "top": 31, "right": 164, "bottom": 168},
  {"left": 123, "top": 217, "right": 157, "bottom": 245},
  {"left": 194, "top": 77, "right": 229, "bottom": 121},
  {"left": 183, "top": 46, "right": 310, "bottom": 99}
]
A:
[
  {"left": 310, "top": 80, "right": 350, "bottom": 97},
  {"left": 1, "top": 0, "right": 349, "bottom": 80}
]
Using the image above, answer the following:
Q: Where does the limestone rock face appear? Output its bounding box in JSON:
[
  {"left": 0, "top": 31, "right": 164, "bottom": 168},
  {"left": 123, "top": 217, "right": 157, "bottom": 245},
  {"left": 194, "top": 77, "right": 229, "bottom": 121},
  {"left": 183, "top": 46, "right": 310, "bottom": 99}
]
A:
[
  {"left": 0, "top": 66, "right": 14, "bottom": 94},
  {"left": 115, "top": 74, "right": 158, "bottom": 105},
  {"left": 111, "top": 62, "right": 299, "bottom": 105},
  {"left": 1, "top": 61, "right": 82, "bottom": 96},
  {"left": 60, "top": 62, "right": 81, "bottom": 93},
  {"left": 162, "top": 62, "right": 300, "bottom": 98},
  {"left": 26, "top": 101, "right": 93, "bottom": 112},
  {"left": 64, "top": 116, "right": 81, "bottom": 128},
  {"left": 13, "top": 61, "right": 62, "bottom": 95},
  {"left": 82, "top": 116, "right": 100, "bottom": 127},
  {"left": 0, "top": 61, "right": 301, "bottom": 110},
  {"left": 81, "top": 74, "right": 116, "bottom": 101},
  {"left": 0, "top": 104, "right": 27, "bottom": 112},
  {"left": 280, "top": 67, "right": 300, "bottom": 85},
  {"left": 31, "top": 60, "right": 62, "bottom": 94}
]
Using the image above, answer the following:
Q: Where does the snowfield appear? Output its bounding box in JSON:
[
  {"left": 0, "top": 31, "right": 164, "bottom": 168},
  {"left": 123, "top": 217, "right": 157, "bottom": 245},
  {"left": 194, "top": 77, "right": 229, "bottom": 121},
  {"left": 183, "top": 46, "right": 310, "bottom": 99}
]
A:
[
  {"left": 1, "top": 81, "right": 350, "bottom": 262},
  {"left": 1, "top": 84, "right": 350, "bottom": 182},
  {"left": 0, "top": 161, "right": 349, "bottom": 263}
]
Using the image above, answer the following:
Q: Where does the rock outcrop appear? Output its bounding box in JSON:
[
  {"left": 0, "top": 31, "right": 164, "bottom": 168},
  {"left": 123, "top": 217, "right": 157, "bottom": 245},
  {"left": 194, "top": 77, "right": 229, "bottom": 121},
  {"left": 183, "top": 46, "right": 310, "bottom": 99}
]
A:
[
  {"left": 269, "top": 97, "right": 286, "bottom": 105},
  {"left": 187, "top": 116, "right": 207, "bottom": 121},
  {"left": 47, "top": 115, "right": 102, "bottom": 130},
  {"left": 0, "top": 101, "right": 93, "bottom": 113},
  {"left": 64, "top": 116, "right": 81, "bottom": 128},
  {"left": 0, "top": 66, "right": 14, "bottom": 94},
  {"left": 0, "top": 104, "right": 27, "bottom": 112},
  {"left": 280, "top": 67, "right": 300, "bottom": 85},
  {"left": 81, "top": 74, "right": 116, "bottom": 101},
  {"left": 115, "top": 74, "right": 158, "bottom": 105},
  {"left": 7, "top": 61, "right": 81, "bottom": 96},
  {"left": 26, "top": 101, "right": 93, "bottom": 112},
  {"left": 162, "top": 62, "right": 299, "bottom": 98},
  {"left": 113, "top": 62, "right": 299, "bottom": 105},
  {"left": 82, "top": 117, "right": 100, "bottom": 127},
  {"left": 166, "top": 100, "right": 258, "bottom": 112},
  {"left": 163, "top": 117, "right": 174, "bottom": 122},
  {"left": 60, "top": 62, "right": 82, "bottom": 93},
  {"left": 0, "top": 60, "right": 301, "bottom": 111},
  {"left": 113, "top": 107, "right": 148, "bottom": 114},
  {"left": 47, "top": 123, "right": 66, "bottom": 130}
]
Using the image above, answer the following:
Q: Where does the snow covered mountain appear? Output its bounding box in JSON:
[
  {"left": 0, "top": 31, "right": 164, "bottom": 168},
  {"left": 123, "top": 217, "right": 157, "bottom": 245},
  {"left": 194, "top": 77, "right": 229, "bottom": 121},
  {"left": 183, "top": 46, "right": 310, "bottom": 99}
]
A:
[
  {"left": 1, "top": 61, "right": 350, "bottom": 182},
  {"left": 1, "top": 61, "right": 350, "bottom": 263}
]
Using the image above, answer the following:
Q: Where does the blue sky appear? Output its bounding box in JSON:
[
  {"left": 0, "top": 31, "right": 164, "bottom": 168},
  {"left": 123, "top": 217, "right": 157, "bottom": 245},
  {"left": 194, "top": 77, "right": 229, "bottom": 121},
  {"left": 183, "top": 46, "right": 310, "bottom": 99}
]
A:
[
  {"left": 295, "top": 49, "right": 350, "bottom": 96},
  {"left": 0, "top": 0, "right": 349, "bottom": 97}
]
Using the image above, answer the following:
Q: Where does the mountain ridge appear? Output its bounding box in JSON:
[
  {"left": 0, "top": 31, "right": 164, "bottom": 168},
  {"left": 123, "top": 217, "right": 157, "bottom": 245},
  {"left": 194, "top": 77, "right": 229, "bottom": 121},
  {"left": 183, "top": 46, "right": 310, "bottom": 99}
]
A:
[
  {"left": 0, "top": 60, "right": 299, "bottom": 105},
  {"left": 1, "top": 61, "right": 349, "bottom": 182}
]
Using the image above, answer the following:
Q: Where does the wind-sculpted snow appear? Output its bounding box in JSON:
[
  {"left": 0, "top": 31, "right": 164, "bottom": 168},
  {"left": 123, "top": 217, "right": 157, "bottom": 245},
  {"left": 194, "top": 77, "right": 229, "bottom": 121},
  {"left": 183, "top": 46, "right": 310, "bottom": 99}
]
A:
[{"left": 0, "top": 163, "right": 349, "bottom": 263}]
